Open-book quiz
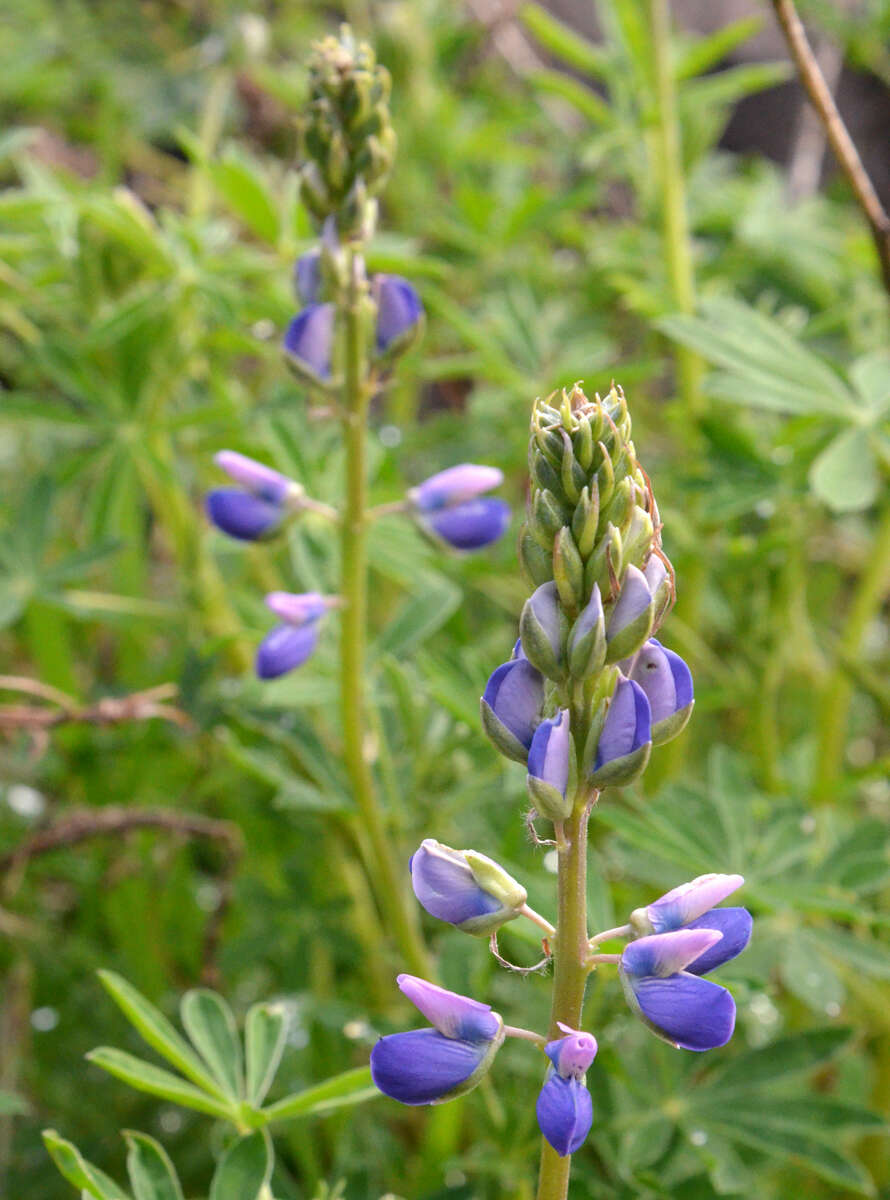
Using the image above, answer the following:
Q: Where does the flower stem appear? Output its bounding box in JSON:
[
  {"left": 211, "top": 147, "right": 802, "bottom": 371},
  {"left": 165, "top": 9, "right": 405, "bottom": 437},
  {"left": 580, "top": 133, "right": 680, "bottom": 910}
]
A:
[
  {"left": 519, "top": 904, "right": 557, "bottom": 937},
  {"left": 535, "top": 801, "right": 590, "bottom": 1200},
  {"left": 338, "top": 245, "right": 431, "bottom": 979},
  {"left": 503, "top": 1024, "right": 547, "bottom": 1046},
  {"left": 588, "top": 923, "right": 631, "bottom": 948}
]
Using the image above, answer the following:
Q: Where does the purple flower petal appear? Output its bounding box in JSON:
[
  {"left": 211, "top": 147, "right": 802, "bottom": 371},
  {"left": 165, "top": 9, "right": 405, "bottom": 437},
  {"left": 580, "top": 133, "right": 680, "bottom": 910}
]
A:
[
  {"left": 482, "top": 659, "right": 544, "bottom": 750},
  {"left": 294, "top": 249, "right": 321, "bottom": 304},
  {"left": 648, "top": 873, "right": 744, "bottom": 933},
  {"left": 264, "top": 591, "right": 329, "bottom": 626},
  {"left": 622, "top": 929, "right": 723, "bottom": 979},
  {"left": 536, "top": 1075, "right": 593, "bottom": 1157},
  {"left": 545, "top": 1029, "right": 598, "bottom": 1078},
  {"left": 627, "top": 641, "right": 693, "bottom": 723},
  {"left": 255, "top": 623, "right": 319, "bottom": 679},
  {"left": 644, "top": 554, "right": 668, "bottom": 595},
  {"left": 374, "top": 274, "right": 423, "bottom": 351},
  {"left": 206, "top": 489, "right": 283, "bottom": 541},
  {"left": 410, "top": 840, "right": 503, "bottom": 928},
  {"left": 685, "top": 908, "right": 753, "bottom": 975},
  {"left": 606, "top": 565, "right": 652, "bottom": 639},
  {"left": 371, "top": 1028, "right": 486, "bottom": 1105},
  {"left": 628, "top": 972, "right": 736, "bottom": 1052},
  {"left": 528, "top": 709, "right": 571, "bottom": 796},
  {"left": 214, "top": 451, "right": 292, "bottom": 503},
  {"left": 397, "top": 975, "right": 500, "bottom": 1042},
  {"left": 570, "top": 585, "right": 604, "bottom": 648},
  {"left": 426, "top": 498, "right": 510, "bottom": 550},
  {"left": 412, "top": 464, "right": 504, "bottom": 512},
  {"left": 525, "top": 581, "right": 562, "bottom": 661},
  {"left": 594, "top": 677, "right": 651, "bottom": 769},
  {"left": 283, "top": 303, "right": 335, "bottom": 379}
]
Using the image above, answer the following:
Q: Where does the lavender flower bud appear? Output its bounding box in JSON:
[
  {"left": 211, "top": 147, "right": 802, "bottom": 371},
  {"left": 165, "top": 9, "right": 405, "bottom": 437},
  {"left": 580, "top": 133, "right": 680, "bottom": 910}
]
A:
[
  {"left": 527, "top": 709, "right": 573, "bottom": 821},
  {"left": 481, "top": 658, "right": 545, "bottom": 764},
  {"left": 294, "top": 249, "right": 322, "bottom": 304},
  {"left": 411, "top": 464, "right": 504, "bottom": 512},
  {"left": 567, "top": 584, "right": 606, "bottom": 678},
  {"left": 264, "top": 591, "right": 332, "bottom": 625},
  {"left": 536, "top": 1073, "right": 593, "bottom": 1157},
  {"left": 206, "top": 490, "right": 285, "bottom": 542},
  {"left": 370, "top": 976, "right": 504, "bottom": 1106},
  {"left": 588, "top": 675, "right": 651, "bottom": 787},
  {"left": 410, "top": 839, "right": 527, "bottom": 935},
  {"left": 214, "top": 451, "right": 295, "bottom": 504},
  {"left": 373, "top": 274, "right": 424, "bottom": 355},
  {"left": 283, "top": 303, "right": 335, "bottom": 384},
  {"left": 619, "top": 930, "right": 736, "bottom": 1052},
  {"left": 255, "top": 623, "right": 320, "bottom": 679},
  {"left": 624, "top": 639, "right": 693, "bottom": 745},
  {"left": 520, "top": 582, "right": 564, "bottom": 680},
  {"left": 424, "top": 499, "right": 510, "bottom": 551},
  {"left": 605, "top": 564, "right": 655, "bottom": 663}
]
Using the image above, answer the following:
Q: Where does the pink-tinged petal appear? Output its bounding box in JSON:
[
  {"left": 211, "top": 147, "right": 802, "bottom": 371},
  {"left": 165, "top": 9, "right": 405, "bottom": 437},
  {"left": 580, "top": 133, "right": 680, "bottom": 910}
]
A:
[
  {"left": 648, "top": 873, "right": 745, "bottom": 932},
  {"left": 396, "top": 975, "right": 500, "bottom": 1042},
  {"left": 545, "top": 1030, "right": 598, "bottom": 1078},
  {"left": 264, "top": 591, "right": 329, "bottom": 626},
  {"left": 214, "top": 451, "right": 292, "bottom": 503},
  {"left": 536, "top": 1075, "right": 593, "bottom": 1157},
  {"left": 412, "top": 463, "right": 503, "bottom": 511},
  {"left": 622, "top": 929, "right": 723, "bottom": 978}
]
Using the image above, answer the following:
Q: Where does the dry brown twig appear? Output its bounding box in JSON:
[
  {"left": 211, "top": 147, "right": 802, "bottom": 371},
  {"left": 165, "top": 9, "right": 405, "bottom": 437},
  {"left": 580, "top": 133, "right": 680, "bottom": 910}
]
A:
[{"left": 770, "top": 0, "right": 890, "bottom": 298}]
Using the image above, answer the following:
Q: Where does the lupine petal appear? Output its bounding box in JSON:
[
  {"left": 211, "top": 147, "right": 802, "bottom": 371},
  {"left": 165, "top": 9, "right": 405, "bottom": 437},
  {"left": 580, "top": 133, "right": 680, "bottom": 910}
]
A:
[
  {"left": 528, "top": 709, "right": 571, "bottom": 796},
  {"left": 283, "top": 303, "right": 335, "bottom": 378},
  {"left": 606, "top": 565, "right": 652, "bottom": 637},
  {"left": 648, "top": 873, "right": 745, "bottom": 933},
  {"left": 370, "top": 1028, "right": 486, "bottom": 1105},
  {"left": 206, "top": 489, "right": 283, "bottom": 541},
  {"left": 396, "top": 975, "right": 500, "bottom": 1041},
  {"left": 255, "top": 623, "right": 319, "bottom": 679},
  {"left": 545, "top": 1030, "right": 598, "bottom": 1078},
  {"left": 264, "top": 591, "right": 329, "bottom": 626},
  {"left": 628, "top": 972, "right": 736, "bottom": 1051},
  {"left": 374, "top": 274, "right": 423, "bottom": 350},
  {"left": 427, "top": 498, "right": 510, "bottom": 549},
  {"left": 482, "top": 659, "right": 544, "bottom": 750},
  {"left": 214, "top": 451, "right": 292, "bottom": 503},
  {"left": 412, "top": 464, "right": 504, "bottom": 512},
  {"left": 622, "top": 929, "right": 723, "bottom": 979},
  {"left": 594, "top": 677, "right": 651, "bottom": 768},
  {"left": 536, "top": 1075, "right": 593, "bottom": 1157},
  {"left": 294, "top": 249, "right": 321, "bottom": 304},
  {"left": 685, "top": 908, "right": 753, "bottom": 975},
  {"left": 410, "top": 841, "right": 502, "bottom": 927}
]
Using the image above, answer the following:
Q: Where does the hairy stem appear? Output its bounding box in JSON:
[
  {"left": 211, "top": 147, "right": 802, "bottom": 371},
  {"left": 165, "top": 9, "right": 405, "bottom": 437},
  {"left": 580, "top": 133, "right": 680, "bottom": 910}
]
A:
[
  {"left": 338, "top": 246, "right": 431, "bottom": 978},
  {"left": 812, "top": 503, "right": 890, "bottom": 802},
  {"left": 535, "top": 803, "right": 590, "bottom": 1200}
]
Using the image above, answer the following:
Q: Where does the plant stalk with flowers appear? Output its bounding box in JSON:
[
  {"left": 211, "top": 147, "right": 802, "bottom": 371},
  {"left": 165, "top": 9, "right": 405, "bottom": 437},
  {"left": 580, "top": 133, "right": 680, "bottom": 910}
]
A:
[
  {"left": 371, "top": 383, "right": 753, "bottom": 1200},
  {"left": 205, "top": 28, "right": 510, "bottom": 982}
]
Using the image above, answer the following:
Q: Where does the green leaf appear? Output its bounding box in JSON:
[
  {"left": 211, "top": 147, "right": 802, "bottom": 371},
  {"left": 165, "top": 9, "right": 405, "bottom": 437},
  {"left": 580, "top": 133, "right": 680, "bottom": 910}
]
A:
[
  {"left": 124, "top": 1133, "right": 184, "bottom": 1200},
  {"left": 86, "top": 1048, "right": 233, "bottom": 1120},
  {"left": 96, "top": 972, "right": 228, "bottom": 1100},
  {"left": 528, "top": 70, "right": 613, "bottom": 125},
  {"left": 808, "top": 927, "right": 890, "bottom": 981},
  {"left": 703, "top": 1027, "right": 852, "bottom": 1093},
  {"left": 0, "top": 1088, "right": 28, "bottom": 1116},
  {"left": 675, "top": 17, "right": 763, "bottom": 79},
  {"left": 376, "top": 576, "right": 461, "bottom": 656},
  {"left": 262, "top": 1066, "right": 377, "bottom": 1123},
  {"left": 703, "top": 1096, "right": 886, "bottom": 1135},
  {"left": 519, "top": 3, "right": 608, "bottom": 78},
  {"left": 245, "top": 1003, "right": 289, "bottom": 1107},
  {"left": 42, "top": 1130, "right": 131, "bottom": 1200},
  {"left": 208, "top": 156, "right": 279, "bottom": 244},
  {"left": 209, "top": 1131, "right": 272, "bottom": 1200},
  {"left": 850, "top": 351, "right": 890, "bottom": 417},
  {"left": 809, "top": 428, "right": 879, "bottom": 512},
  {"left": 180, "top": 990, "right": 244, "bottom": 1101},
  {"left": 682, "top": 62, "right": 791, "bottom": 110}
]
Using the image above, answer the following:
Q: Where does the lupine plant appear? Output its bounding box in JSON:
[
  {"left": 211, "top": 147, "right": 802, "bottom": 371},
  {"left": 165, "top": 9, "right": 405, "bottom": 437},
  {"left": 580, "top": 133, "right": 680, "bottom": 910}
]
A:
[
  {"left": 203, "top": 26, "right": 509, "bottom": 985},
  {"left": 371, "top": 383, "right": 753, "bottom": 1198}
]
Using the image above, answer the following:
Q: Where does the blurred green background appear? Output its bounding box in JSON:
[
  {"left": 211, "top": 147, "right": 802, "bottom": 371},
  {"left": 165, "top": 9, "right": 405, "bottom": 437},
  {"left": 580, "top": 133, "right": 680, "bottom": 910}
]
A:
[{"left": 1, "top": 0, "right": 890, "bottom": 1196}]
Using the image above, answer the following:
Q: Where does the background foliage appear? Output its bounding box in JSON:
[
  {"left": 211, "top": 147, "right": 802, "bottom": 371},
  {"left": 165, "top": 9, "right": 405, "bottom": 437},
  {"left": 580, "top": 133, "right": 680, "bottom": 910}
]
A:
[{"left": 1, "top": 0, "right": 889, "bottom": 1196}]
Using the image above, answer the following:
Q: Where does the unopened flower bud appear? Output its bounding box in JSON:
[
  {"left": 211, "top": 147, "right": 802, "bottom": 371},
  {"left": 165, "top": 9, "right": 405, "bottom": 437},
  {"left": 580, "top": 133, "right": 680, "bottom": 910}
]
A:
[
  {"left": 527, "top": 709, "right": 573, "bottom": 821},
  {"left": 410, "top": 839, "right": 527, "bottom": 935},
  {"left": 206, "top": 490, "right": 285, "bottom": 542},
  {"left": 481, "top": 658, "right": 544, "bottom": 763},
  {"left": 283, "top": 303, "right": 335, "bottom": 384},
  {"left": 373, "top": 274, "right": 423, "bottom": 356},
  {"left": 588, "top": 675, "right": 651, "bottom": 787},
  {"left": 423, "top": 499, "right": 510, "bottom": 551},
  {"left": 411, "top": 464, "right": 504, "bottom": 512},
  {"left": 624, "top": 639, "right": 693, "bottom": 745},
  {"left": 255, "top": 623, "right": 320, "bottom": 679},
  {"left": 519, "top": 582, "right": 564, "bottom": 680},
  {"left": 605, "top": 565, "right": 655, "bottom": 662},
  {"left": 294, "top": 249, "right": 322, "bottom": 304},
  {"left": 536, "top": 1029, "right": 596, "bottom": 1158},
  {"left": 567, "top": 584, "right": 606, "bottom": 678}
]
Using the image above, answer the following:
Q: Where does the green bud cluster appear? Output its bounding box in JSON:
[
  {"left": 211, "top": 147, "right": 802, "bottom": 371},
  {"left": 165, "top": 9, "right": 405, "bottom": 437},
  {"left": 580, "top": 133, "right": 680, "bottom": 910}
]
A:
[{"left": 299, "top": 25, "right": 397, "bottom": 238}]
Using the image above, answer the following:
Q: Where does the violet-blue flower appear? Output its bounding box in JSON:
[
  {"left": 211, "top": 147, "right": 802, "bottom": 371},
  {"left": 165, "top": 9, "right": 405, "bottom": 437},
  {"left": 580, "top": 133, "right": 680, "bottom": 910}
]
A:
[
  {"left": 537, "top": 1027, "right": 597, "bottom": 1160},
  {"left": 206, "top": 489, "right": 285, "bottom": 542},
  {"left": 425, "top": 498, "right": 511, "bottom": 550},
  {"left": 605, "top": 564, "right": 655, "bottom": 661},
  {"left": 481, "top": 658, "right": 545, "bottom": 763},
  {"left": 625, "top": 639, "right": 694, "bottom": 745},
  {"left": 370, "top": 976, "right": 504, "bottom": 1106},
  {"left": 411, "top": 464, "right": 504, "bottom": 512},
  {"left": 620, "top": 929, "right": 736, "bottom": 1052},
  {"left": 527, "top": 709, "right": 573, "bottom": 820},
  {"left": 373, "top": 274, "right": 423, "bottom": 353},
  {"left": 410, "top": 839, "right": 527, "bottom": 935},
  {"left": 589, "top": 676, "right": 651, "bottom": 786},
  {"left": 283, "top": 302, "right": 335, "bottom": 381},
  {"left": 294, "top": 248, "right": 322, "bottom": 304},
  {"left": 255, "top": 591, "right": 334, "bottom": 680},
  {"left": 520, "top": 581, "right": 563, "bottom": 678},
  {"left": 629, "top": 873, "right": 752, "bottom": 975}
]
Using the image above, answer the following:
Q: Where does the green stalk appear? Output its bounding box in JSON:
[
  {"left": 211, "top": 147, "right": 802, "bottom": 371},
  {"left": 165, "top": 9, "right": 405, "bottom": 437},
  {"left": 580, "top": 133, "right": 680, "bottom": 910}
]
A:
[
  {"left": 338, "top": 247, "right": 431, "bottom": 979},
  {"left": 649, "top": 0, "right": 704, "bottom": 417},
  {"left": 812, "top": 502, "right": 890, "bottom": 803},
  {"left": 535, "top": 802, "right": 590, "bottom": 1200}
]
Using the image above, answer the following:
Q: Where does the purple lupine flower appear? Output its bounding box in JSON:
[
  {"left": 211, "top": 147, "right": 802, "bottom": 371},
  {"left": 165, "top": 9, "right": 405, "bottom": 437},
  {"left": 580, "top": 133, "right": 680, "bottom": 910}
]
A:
[
  {"left": 590, "top": 676, "right": 651, "bottom": 783},
  {"left": 545, "top": 1025, "right": 598, "bottom": 1077},
  {"left": 625, "top": 639, "right": 693, "bottom": 744},
  {"left": 606, "top": 565, "right": 654, "bottom": 652},
  {"left": 373, "top": 274, "right": 423, "bottom": 353},
  {"left": 206, "top": 489, "right": 285, "bottom": 541},
  {"left": 370, "top": 976, "right": 504, "bottom": 1106},
  {"left": 630, "top": 873, "right": 752, "bottom": 975},
  {"left": 528, "top": 709, "right": 571, "bottom": 798},
  {"left": 283, "top": 303, "right": 335, "bottom": 380},
  {"left": 620, "top": 929, "right": 736, "bottom": 1052},
  {"left": 536, "top": 1028, "right": 597, "bottom": 1159},
  {"left": 425, "top": 498, "right": 511, "bottom": 550},
  {"left": 481, "top": 658, "right": 545, "bottom": 762},
  {"left": 521, "top": 582, "right": 563, "bottom": 674},
  {"left": 410, "top": 839, "right": 527, "bottom": 934},
  {"left": 264, "top": 591, "right": 331, "bottom": 625},
  {"left": 568, "top": 584, "right": 605, "bottom": 676},
  {"left": 294, "top": 249, "right": 322, "bottom": 304},
  {"left": 255, "top": 623, "right": 320, "bottom": 679},
  {"left": 411, "top": 464, "right": 504, "bottom": 512}
]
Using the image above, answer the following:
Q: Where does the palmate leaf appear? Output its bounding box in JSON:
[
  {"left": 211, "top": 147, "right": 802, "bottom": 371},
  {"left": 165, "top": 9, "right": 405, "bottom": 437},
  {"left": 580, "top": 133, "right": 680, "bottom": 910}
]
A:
[
  {"left": 180, "top": 989, "right": 244, "bottom": 1102},
  {"left": 262, "top": 1066, "right": 377, "bottom": 1123},
  {"left": 124, "top": 1133, "right": 184, "bottom": 1200},
  {"left": 702, "top": 1027, "right": 852, "bottom": 1093},
  {"left": 245, "top": 1003, "right": 289, "bottom": 1107},
  {"left": 808, "top": 427, "right": 879, "bottom": 512},
  {"left": 209, "top": 1131, "right": 272, "bottom": 1200},
  {"left": 42, "top": 1130, "right": 131, "bottom": 1200},
  {"left": 85, "top": 1048, "right": 234, "bottom": 1121}
]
